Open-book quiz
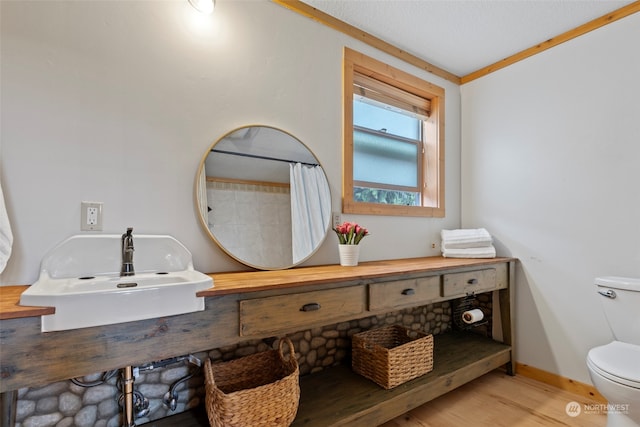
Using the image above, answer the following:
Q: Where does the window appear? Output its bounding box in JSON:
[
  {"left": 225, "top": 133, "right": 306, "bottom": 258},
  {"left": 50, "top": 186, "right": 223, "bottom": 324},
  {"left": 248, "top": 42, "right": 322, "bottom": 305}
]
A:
[{"left": 343, "top": 48, "right": 445, "bottom": 217}]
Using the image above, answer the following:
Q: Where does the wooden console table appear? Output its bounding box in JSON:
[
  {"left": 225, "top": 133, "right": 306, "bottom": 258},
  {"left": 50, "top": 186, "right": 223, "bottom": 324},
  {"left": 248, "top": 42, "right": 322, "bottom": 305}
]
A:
[{"left": 0, "top": 256, "right": 515, "bottom": 426}]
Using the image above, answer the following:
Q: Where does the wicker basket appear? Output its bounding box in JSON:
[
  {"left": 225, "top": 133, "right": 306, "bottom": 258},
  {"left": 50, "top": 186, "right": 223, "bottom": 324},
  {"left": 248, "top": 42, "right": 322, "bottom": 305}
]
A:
[
  {"left": 352, "top": 325, "right": 434, "bottom": 389},
  {"left": 204, "top": 337, "right": 300, "bottom": 427}
]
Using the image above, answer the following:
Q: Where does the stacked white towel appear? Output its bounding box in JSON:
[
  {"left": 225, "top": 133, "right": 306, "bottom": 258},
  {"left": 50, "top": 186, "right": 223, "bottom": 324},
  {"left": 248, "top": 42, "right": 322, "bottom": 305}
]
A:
[{"left": 441, "top": 228, "right": 495, "bottom": 258}]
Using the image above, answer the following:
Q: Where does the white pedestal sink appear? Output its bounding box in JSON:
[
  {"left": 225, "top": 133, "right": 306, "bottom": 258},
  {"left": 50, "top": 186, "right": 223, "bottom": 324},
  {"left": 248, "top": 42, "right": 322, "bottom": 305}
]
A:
[{"left": 20, "top": 234, "right": 214, "bottom": 332}]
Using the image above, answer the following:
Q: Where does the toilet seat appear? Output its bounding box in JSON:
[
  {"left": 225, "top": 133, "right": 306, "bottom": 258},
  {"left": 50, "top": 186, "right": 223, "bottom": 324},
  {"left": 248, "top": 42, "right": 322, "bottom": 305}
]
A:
[{"left": 587, "top": 341, "right": 640, "bottom": 389}]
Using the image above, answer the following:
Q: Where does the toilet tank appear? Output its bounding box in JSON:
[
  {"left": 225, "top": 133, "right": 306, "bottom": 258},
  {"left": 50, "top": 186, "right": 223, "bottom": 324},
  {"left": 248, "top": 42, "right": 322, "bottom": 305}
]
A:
[{"left": 595, "top": 276, "right": 640, "bottom": 345}]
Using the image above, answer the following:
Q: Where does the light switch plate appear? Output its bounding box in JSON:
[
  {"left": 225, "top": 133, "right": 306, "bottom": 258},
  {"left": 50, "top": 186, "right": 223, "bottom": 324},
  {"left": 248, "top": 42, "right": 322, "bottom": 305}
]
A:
[{"left": 81, "top": 201, "right": 103, "bottom": 231}]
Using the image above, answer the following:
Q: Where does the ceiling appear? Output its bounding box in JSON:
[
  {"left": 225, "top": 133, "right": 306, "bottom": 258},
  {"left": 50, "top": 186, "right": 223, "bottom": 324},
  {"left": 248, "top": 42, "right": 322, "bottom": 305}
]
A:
[{"left": 300, "top": 0, "right": 636, "bottom": 78}]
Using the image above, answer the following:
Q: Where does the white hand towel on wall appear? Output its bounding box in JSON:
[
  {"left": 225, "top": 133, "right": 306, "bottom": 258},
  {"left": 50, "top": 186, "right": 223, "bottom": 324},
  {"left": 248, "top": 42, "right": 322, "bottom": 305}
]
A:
[{"left": 0, "top": 181, "right": 13, "bottom": 273}]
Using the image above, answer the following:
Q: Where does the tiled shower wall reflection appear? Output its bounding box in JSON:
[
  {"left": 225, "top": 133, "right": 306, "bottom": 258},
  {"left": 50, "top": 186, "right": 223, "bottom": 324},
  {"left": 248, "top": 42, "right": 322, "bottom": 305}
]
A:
[{"left": 207, "top": 182, "right": 292, "bottom": 267}]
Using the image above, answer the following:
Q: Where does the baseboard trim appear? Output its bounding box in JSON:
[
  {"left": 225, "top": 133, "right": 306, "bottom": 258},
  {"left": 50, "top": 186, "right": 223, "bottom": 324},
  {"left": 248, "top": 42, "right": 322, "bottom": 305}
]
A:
[{"left": 516, "top": 362, "right": 607, "bottom": 403}]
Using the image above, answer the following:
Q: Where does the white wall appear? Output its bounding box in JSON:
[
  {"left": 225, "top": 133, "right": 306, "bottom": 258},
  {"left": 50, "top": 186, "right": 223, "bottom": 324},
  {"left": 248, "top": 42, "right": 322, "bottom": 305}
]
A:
[
  {"left": 461, "top": 13, "right": 640, "bottom": 383},
  {"left": 0, "top": 0, "right": 461, "bottom": 286}
]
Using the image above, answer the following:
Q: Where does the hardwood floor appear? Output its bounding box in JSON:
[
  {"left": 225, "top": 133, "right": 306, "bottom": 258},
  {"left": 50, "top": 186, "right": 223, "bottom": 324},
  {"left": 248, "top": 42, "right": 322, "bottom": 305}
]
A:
[
  {"left": 143, "top": 369, "right": 607, "bottom": 427},
  {"left": 379, "top": 370, "right": 606, "bottom": 427}
]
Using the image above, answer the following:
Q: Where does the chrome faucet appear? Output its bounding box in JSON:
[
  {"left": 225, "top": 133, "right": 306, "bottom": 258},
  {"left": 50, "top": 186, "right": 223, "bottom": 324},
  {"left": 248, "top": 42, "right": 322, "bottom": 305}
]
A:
[{"left": 121, "top": 227, "right": 135, "bottom": 277}]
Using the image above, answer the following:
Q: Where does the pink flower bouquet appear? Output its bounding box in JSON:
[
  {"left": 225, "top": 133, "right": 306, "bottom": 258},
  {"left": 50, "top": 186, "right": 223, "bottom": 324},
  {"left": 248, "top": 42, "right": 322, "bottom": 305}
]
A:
[{"left": 333, "top": 221, "right": 369, "bottom": 245}]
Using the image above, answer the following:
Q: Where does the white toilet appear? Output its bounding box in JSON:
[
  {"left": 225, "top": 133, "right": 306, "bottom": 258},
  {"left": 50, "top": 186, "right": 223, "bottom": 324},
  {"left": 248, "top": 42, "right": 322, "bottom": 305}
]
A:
[{"left": 587, "top": 276, "right": 640, "bottom": 427}]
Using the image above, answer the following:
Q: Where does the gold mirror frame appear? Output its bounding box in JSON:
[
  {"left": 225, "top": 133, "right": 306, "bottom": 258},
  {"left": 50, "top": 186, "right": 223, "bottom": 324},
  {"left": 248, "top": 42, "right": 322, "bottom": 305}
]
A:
[{"left": 195, "top": 125, "right": 332, "bottom": 270}]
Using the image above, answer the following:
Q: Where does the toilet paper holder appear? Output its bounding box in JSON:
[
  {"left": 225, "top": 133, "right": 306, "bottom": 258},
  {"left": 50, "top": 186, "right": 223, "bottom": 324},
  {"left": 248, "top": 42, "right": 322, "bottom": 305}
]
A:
[{"left": 453, "top": 294, "right": 488, "bottom": 331}]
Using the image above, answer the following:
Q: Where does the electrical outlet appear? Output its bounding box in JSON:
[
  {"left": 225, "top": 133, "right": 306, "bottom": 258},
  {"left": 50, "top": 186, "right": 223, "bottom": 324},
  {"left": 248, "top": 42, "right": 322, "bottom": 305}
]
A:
[
  {"left": 81, "top": 201, "right": 103, "bottom": 231},
  {"left": 87, "top": 207, "right": 98, "bottom": 225},
  {"left": 332, "top": 212, "right": 342, "bottom": 229}
]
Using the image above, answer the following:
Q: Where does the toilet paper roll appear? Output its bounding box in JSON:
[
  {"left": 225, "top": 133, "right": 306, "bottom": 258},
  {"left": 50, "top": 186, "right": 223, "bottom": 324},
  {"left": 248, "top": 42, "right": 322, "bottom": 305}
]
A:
[{"left": 462, "top": 308, "right": 484, "bottom": 324}]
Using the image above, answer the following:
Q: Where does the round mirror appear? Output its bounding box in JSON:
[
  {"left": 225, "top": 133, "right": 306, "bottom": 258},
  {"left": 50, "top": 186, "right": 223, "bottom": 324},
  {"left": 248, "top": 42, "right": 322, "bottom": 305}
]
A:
[{"left": 195, "top": 125, "right": 332, "bottom": 270}]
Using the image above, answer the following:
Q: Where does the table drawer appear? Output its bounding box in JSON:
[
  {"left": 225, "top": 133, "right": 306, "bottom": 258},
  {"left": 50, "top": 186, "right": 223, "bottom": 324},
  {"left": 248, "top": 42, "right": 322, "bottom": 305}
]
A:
[
  {"left": 240, "top": 286, "right": 365, "bottom": 336},
  {"left": 442, "top": 268, "right": 497, "bottom": 297},
  {"left": 369, "top": 276, "right": 440, "bottom": 311}
]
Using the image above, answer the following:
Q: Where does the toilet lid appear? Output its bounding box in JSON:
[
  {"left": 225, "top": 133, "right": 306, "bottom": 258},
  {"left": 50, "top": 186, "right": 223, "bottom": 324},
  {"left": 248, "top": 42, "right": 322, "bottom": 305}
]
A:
[{"left": 588, "top": 341, "right": 640, "bottom": 388}]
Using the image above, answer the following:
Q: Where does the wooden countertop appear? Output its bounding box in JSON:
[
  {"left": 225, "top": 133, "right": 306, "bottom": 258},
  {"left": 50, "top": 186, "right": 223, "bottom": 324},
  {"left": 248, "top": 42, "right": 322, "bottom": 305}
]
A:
[
  {"left": 0, "top": 286, "right": 55, "bottom": 320},
  {"left": 1, "top": 256, "right": 514, "bottom": 321},
  {"left": 201, "top": 256, "right": 514, "bottom": 296}
]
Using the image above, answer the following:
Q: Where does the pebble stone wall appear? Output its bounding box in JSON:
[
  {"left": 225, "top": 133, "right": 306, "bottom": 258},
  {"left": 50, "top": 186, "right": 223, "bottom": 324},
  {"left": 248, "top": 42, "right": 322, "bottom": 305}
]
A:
[{"left": 12, "top": 299, "right": 495, "bottom": 427}]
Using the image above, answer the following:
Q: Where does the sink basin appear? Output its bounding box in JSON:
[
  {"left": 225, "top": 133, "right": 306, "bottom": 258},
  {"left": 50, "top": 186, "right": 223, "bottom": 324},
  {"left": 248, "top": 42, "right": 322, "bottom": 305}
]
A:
[{"left": 20, "top": 234, "right": 213, "bottom": 332}]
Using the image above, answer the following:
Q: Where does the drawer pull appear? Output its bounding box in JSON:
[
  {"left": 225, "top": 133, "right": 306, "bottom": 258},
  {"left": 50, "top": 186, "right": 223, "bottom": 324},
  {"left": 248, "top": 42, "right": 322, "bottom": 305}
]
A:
[
  {"left": 300, "top": 303, "right": 321, "bottom": 312},
  {"left": 401, "top": 288, "right": 416, "bottom": 296},
  {"left": 467, "top": 278, "right": 478, "bottom": 285}
]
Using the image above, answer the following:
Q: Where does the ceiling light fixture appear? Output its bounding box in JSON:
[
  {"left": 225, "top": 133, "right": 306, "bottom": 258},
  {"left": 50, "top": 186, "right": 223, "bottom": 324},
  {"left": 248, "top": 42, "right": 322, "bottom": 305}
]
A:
[{"left": 189, "top": 0, "right": 214, "bottom": 15}]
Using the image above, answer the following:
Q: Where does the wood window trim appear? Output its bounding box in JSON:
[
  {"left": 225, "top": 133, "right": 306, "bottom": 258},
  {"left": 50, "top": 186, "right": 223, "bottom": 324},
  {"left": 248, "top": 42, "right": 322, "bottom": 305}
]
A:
[{"left": 343, "top": 47, "right": 445, "bottom": 218}]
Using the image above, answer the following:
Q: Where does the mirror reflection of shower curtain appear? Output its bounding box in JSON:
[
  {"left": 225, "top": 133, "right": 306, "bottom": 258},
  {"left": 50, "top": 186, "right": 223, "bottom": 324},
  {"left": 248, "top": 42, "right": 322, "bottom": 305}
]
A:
[
  {"left": 197, "top": 169, "right": 209, "bottom": 225},
  {"left": 290, "top": 163, "right": 331, "bottom": 264}
]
